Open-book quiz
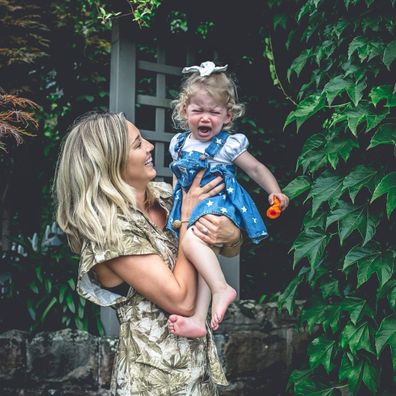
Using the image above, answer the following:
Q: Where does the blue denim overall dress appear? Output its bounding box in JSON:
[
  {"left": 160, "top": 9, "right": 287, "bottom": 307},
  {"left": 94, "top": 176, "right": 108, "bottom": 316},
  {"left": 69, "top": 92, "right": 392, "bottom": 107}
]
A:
[{"left": 166, "top": 131, "right": 268, "bottom": 244}]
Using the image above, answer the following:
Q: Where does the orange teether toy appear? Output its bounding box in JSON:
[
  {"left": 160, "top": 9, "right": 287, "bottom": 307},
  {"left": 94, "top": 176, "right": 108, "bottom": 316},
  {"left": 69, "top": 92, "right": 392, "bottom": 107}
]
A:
[{"left": 266, "top": 196, "right": 282, "bottom": 219}]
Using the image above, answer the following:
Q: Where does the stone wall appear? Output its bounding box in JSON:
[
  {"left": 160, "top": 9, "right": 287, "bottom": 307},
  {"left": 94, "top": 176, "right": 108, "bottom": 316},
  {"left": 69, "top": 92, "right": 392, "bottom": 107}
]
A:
[{"left": 0, "top": 300, "right": 308, "bottom": 396}]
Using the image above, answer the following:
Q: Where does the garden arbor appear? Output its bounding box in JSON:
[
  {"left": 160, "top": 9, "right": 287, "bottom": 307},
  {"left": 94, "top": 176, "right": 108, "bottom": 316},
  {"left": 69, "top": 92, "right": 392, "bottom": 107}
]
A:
[{"left": 103, "top": 18, "right": 240, "bottom": 335}]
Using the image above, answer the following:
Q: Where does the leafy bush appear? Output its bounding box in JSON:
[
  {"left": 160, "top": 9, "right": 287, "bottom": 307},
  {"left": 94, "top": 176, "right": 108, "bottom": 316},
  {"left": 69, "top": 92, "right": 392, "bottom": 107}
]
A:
[
  {"left": 271, "top": 0, "right": 396, "bottom": 394},
  {"left": 0, "top": 223, "right": 103, "bottom": 335}
]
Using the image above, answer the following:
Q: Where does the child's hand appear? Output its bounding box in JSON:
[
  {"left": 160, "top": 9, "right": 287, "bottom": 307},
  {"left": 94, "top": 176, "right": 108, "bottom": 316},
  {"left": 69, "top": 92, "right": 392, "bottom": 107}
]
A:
[{"left": 268, "top": 192, "right": 289, "bottom": 211}]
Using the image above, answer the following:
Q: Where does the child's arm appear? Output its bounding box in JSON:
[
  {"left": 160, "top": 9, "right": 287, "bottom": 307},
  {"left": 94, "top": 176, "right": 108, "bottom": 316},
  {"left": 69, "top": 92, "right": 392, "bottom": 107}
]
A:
[{"left": 234, "top": 151, "right": 289, "bottom": 210}]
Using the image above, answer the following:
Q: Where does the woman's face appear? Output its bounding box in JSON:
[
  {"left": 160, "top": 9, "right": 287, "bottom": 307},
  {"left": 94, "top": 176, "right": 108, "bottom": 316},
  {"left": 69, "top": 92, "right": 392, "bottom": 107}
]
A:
[{"left": 124, "top": 121, "right": 156, "bottom": 187}]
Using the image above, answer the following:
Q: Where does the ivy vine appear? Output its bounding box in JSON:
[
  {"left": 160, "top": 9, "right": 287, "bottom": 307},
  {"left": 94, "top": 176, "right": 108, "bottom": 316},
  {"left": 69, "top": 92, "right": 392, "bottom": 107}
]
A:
[{"left": 274, "top": 0, "right": 396, "bottom": 394}]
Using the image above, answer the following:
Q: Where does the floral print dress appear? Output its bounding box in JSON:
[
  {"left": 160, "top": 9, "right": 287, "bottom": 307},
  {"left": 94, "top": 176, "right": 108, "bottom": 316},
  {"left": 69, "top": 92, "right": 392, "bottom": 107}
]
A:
[{"left": 77, "top": 182, "right": 228, "bottom": 395}]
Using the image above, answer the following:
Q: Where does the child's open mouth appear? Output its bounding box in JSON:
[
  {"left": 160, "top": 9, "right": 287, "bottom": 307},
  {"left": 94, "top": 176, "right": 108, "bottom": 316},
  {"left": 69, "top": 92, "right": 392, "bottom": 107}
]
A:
[{"left": 198, "top": 126, "right": 212, "bottom": 135}]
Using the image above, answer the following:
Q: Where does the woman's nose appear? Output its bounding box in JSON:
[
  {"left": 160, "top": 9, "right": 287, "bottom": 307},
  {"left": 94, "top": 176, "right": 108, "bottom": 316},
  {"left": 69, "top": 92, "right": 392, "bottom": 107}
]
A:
[{"left": 144, "top": 139, "right": 154, "bottom": 151}]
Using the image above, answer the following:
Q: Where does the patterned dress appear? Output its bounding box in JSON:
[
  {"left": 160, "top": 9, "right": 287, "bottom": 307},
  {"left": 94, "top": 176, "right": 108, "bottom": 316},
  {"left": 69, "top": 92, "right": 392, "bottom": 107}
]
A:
[
  {"left": 77, "top": 182, "right": 228, "bottom": 395},
  {"left": 166, "top": 130, "right": 268, "bottom": 244}
]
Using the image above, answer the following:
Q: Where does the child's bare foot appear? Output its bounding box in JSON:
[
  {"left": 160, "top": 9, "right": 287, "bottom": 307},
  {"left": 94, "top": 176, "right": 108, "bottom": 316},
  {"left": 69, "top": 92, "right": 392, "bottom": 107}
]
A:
[
  {"left": 168, "top": 314, "right": 207, "bottom": 338},
  {"left": 211, "top": 285, "right": 237, "bottom": 330}
]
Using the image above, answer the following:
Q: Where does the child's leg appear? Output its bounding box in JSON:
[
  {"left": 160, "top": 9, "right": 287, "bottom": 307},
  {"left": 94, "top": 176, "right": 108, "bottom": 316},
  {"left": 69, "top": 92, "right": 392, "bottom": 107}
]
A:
[
  {"left": 168, "top": 274, "right": 210, "bottom": 338},
  {"left": 182, "top": 227, "right": 237, "bottom": 330}
]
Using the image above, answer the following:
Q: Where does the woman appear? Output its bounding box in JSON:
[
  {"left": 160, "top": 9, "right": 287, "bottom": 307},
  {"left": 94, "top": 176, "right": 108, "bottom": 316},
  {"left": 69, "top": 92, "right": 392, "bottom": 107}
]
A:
[{"left": 54, "top": 112, "right": 241, "bottom": 395}]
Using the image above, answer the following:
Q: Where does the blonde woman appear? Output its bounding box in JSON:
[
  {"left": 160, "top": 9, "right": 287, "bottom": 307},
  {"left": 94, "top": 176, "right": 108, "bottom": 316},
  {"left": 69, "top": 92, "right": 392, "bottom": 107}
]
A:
[{"left": 54, "top": 112, "right": 241, "bottom": 395}]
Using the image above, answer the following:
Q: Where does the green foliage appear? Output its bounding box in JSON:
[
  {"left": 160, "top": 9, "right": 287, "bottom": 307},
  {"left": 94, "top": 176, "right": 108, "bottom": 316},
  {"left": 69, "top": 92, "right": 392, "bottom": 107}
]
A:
[
  {"left": 274, "top": 0, "right": 396, "bottom": 394},
  {"left": 0, "top": 224, "right": 104, "bottom": 335}
]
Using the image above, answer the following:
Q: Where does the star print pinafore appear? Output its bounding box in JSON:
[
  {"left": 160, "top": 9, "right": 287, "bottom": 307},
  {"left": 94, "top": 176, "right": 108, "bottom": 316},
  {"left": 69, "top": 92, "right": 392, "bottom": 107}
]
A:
[{"left": 166, "top": 131, "right": 268, "bottom": 243}]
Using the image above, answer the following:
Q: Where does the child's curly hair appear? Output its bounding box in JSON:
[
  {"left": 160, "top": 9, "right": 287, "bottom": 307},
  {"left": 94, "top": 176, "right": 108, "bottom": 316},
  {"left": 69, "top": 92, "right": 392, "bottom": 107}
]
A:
[{"left": 171, "top": 72, "right": 245, "bottom": 131}]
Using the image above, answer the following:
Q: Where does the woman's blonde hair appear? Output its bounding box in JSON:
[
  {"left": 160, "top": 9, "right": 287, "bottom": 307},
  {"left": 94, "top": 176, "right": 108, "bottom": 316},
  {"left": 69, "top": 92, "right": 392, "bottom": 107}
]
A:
[
  {"left": 54, "top": 112, "right": 155, "bottom": 254},
  {"left": 171, "top": 72, "right": 245, "bottom": 131}
]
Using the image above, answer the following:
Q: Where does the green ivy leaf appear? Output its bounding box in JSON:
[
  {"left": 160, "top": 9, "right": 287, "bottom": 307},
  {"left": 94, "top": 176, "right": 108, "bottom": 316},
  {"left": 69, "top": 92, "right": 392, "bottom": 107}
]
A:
[
  {"left": 326, "top": 203, "right": 363, "bottom": 244},
  {"left": 309, "top": 336, "right": 335, "bottom": 374},
  {"left": 346, "top": 106, "right": 366, "bottom": 135},
  {"left": 323, "top": 76, "right": 353, "bottom": 105},
  {"left": 283, "top": 176, "right": 312, "bottom": 200},
  {"left": 284, "top": 94, "right": 326, "bottom": 131},
  {"left": 383, "top": 40, "right": 396, "bottom": 69},
  {"left": 320, "top": 280, "right": 340, "bottom": 299},
  {"left": 343, "top": 243, "right": 380, "bottom": 271},
  {"left": 288, "top": 368, "right": 315, "bottom": 390},
  {"left": 325, "top": 135, "right": 359, "bottom": 169},
  {"left": 291, "top": 227, "right": 330, "bottom": 269},
  {"left": 346, "top": 79, "right": 367, "bottom": 106},
  {"left": 324, "top": 305, "right": 342, "bottom": 333},
  {"left": 302, "top": 301, "right": 329, "bottom": 334},
  {"left": 341, "top": 322, "right": 375, "bottom": 354},
  {"left": 348, "top": 37, "right": 368, "bottom": 59},
  {"left": 297, "top": 133, "right": 327, "bottom": 174},
  {"left": 370, "top": 85, "right": 396, "bottom": 107},
  {"left": 362, "top": 359, "right": 379, "bottom": 394},
  {"left": 278, "top": 275, "right": 303, "bottom": 315},
  {"left": 288, "top": 49, "right": 312, "bottom": 81},
  {"left": 375, "top": 315, "right": 396, "bottom": 370},
  {"left": 341, "top": 297, "right": 367, "bottom": 325},
  {"left": 295, "top": 378, "right": 337, "bottom": 396},
  {"left": 371, "top": 172, "right": 396, "bottom": 217},
  {"left": 303, "top": 208, "right": 327, "bottom": 231},
  {"left": 368, "top": 124, "right": 396, "bottom": 153},
  {"left": 342, "top": 165, "right": 379, "bottom": 203},
  {"left": 307, "top": 173, "right": 343, "bottom": 215},
  {"left": 365, "top": 108, "right": 389, "bottom": 131},
  {"left": 377, "top": 280, "right": 396, "bottom": 310},
  {"left": 357, "top": 251, "right": 393, "bottom": 288}
]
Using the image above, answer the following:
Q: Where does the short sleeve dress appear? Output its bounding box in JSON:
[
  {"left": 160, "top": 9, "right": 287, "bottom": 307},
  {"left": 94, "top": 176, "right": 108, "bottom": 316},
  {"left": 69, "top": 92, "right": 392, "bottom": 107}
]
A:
[{"left": 77, "top": 182, "right": 228, "bottom": 395}]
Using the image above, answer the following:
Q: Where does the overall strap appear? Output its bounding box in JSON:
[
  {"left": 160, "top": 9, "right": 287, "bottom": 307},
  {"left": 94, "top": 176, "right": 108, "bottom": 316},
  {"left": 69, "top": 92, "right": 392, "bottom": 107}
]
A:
[
  {"left": 204, "top": 130, "right": 230, "bottom": 158},
  {"left": 173, "top": 132, "right": 189, "bottom": 159}
]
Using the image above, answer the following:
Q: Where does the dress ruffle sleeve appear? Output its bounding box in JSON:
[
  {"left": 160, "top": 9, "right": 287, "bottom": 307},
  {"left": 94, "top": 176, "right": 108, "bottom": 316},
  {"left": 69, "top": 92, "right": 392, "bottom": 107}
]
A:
[
  {"left": 219, "top": 133, "right": 249, "bottom": 162},
  {"left": 169, "top": 133, "right": 182, "bottom": 161},
  {"left": 77, "top": 216, "right": 158, "bottom": 307}
]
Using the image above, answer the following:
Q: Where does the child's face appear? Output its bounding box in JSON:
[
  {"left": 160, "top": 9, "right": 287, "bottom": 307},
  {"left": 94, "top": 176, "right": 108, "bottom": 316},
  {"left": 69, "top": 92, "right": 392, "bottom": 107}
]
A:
[{"left": 183, "top": 90, "right": 231, "bottom": 142}]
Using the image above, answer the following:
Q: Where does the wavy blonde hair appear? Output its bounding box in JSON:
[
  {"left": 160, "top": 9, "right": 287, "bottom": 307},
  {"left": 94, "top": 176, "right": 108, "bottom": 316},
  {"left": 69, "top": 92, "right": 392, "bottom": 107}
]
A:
[
  {"left": 54, "top": 112, "right": 155, "bottom": 254},
  {"left": 171, "top": 72, "right": 245, "bottom": 131}
]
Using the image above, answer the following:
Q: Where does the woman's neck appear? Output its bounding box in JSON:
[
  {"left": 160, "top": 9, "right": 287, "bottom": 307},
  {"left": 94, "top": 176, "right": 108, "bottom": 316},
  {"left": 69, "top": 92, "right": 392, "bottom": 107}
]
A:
[{"left": 134, "top": 188, "right": 147, "bottom": 212}]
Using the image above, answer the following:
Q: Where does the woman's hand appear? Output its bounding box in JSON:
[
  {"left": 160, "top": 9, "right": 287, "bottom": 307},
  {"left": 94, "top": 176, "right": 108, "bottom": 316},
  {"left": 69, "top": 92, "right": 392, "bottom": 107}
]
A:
[
  {"left": 193, "top": 214, "right": 240, "bottom": 247},
  {"left": 268, "top": 192, "right": 289, "bottom": 211},
  {"left": 181, "top": 170, "right": 225, "bottom": 220}
]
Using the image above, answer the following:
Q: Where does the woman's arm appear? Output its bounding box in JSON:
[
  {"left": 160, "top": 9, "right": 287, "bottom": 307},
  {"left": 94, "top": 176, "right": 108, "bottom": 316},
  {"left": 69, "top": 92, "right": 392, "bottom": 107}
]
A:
[
  {"left": 99, "top": 172, "right": 225, "bottom": 316},
  {"left": 234, "top": 151, "right": 289, "bottom": 210},
  {"left": 193, "top": 214, "right": 242, "bottom": 257}
]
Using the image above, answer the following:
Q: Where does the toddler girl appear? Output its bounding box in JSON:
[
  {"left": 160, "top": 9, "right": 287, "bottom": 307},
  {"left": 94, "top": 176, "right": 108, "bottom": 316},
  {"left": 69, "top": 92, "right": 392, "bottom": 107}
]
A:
[{"left": 166, "top": 61, "right": 289, "bottom": 338}]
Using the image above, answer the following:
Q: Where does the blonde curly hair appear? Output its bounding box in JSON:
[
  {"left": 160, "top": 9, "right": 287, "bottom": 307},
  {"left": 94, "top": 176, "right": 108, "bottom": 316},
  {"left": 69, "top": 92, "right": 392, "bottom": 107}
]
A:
[{"left": 171, "top": 72, "right": 245, "bottom": 131}]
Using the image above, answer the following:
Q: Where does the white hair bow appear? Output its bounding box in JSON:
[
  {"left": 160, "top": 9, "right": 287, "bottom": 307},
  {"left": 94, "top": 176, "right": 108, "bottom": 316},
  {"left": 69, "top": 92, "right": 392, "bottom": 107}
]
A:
[{"left": 182, "top": 61, "right": 228, "bottom": 77}]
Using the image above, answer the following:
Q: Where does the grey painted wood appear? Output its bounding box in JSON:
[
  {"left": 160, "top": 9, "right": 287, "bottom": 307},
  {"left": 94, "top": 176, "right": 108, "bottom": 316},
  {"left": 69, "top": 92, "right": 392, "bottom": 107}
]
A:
[
  {"left": 138, "top": 60, "right": 182, "bottom": 76},
  {"left": 109, "top": 20, "right": 136, "bottom": 121},
  {"left": 137, "top": 94, "right": 172, "bottom": 108}
]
